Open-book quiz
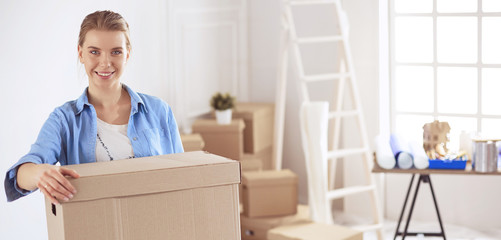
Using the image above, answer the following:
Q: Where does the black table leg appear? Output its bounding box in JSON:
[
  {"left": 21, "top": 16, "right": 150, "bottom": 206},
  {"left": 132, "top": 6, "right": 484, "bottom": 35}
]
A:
[
  {"left": 424, "top": 175, "right": 447, "bottom": 239},
  {"left": 401, "top": 174, "right": 423, "bottom": 239},
  {"left": 394, "top": 174, "right": 446, "bottom": 239},
  {"left": 393, "top": 174, "right": 416, "bottom": 240}
]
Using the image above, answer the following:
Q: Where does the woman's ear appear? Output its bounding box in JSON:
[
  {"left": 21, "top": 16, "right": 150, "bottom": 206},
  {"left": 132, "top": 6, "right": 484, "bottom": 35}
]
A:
[
  {"left": 78, "top": 45, "right": 83, "bottom": 63},
  {"left": 126, "top": 48, "right": 131, "bottom": 62}
]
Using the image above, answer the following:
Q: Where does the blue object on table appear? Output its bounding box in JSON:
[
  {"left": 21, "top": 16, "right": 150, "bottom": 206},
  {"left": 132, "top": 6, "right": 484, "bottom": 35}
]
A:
[{"left": 428, "top": 159, "right": 467, "bottom": 170}]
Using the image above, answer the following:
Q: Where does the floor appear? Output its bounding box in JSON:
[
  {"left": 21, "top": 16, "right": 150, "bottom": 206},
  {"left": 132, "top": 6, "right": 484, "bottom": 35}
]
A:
[
  {"left": 364, "top": 219, "right": 501, "bottom": 240},
  {"left": 333, "top": 211, "right": 501, "bottom": 240}
]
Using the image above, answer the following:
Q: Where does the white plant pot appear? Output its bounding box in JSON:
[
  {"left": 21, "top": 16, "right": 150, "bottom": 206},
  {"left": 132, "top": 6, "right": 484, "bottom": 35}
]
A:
[{"left": 215, "top": 109, "right": 232, "bottom": 125}]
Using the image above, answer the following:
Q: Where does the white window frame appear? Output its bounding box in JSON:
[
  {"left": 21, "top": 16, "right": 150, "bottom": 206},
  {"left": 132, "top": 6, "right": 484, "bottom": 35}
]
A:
[{"left": 387, "top": 0, "right": 501, "bottom": 143}]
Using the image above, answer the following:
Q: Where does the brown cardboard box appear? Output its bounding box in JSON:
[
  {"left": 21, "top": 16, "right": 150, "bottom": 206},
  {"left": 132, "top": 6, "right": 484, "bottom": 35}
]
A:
[
  {"left": 192, "top": 119, "right": 245, "bottom": 160},
  {"left": 240, "top": 205, "right": 310, "bottom": 240},
  {"left": 180, "top": 133, "right": 205, "bottom": 151},
  {"left": 232, "top": 102, "right": 274, "bottom": 153},
  {"left": 239, "top": 159, "right": 262, "bottom": 204},
  {"left": 242, "top": 146, "right": 273, "bottom": 170},
  {"left": 45, "top": 151, "right": 241, "bottom": 240},
  {"left": 242, "top": 169, "right": 298, "bottom": 218},
  {"left": 267, "top": 222, "right": 363, "bottom": 240},
  {"left": 241, "top": 159, "right": 263, "bottom": 172}
]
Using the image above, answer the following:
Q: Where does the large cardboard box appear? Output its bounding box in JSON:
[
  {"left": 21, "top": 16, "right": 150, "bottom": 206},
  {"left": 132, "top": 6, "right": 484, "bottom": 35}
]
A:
[
  {"left": 267, "top": 222, "right": 363, "bottom": 240},
  {"left": 240, "top": 205, "right": 310, "bottom": 240},
  {"left": 180, "top": 133, "right": 205, "bottom": 151},
  {"left": 192, "top": 119, "right": 245, "bottom": 160},
  {"left": 242, "top": 169, "right": 298, "bottom": 218},
  {"left": 232, "top": 102, "right": 274, "bottom": 153},
  {"left": 45, "top": 151, "right": 241, "bottom": 240}
]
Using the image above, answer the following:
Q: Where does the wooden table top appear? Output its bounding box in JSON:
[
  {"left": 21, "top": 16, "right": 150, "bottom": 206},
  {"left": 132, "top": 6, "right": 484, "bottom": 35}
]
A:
[{"left": 372, "top": 160, "right": 501, "bottom": 176}]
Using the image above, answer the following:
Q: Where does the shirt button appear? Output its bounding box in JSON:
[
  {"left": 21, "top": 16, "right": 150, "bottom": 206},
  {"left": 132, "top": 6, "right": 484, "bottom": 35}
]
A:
[{"left": 133, "top": 137, "right": 138, "bottom": 141}]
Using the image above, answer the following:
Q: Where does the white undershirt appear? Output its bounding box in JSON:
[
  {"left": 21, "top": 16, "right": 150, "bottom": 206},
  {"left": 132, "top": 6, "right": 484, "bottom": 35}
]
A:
[{"left": 95, "top": 118, "right": 135, "bottom": 162}]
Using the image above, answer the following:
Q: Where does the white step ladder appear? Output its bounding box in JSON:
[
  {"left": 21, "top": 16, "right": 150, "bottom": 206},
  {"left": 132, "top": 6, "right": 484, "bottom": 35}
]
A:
[{"left": 274, "top": 0, "right": 384, "bottom": 238}]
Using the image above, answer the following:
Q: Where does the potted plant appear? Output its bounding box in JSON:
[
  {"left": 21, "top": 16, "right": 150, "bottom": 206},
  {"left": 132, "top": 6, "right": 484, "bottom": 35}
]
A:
[{"left": 210, "top": 92, "right": 236, "bottom": 124}]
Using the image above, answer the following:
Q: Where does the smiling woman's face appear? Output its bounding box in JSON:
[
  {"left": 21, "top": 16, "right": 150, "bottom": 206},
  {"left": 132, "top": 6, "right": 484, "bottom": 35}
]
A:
[{"left": 78, "top": 30, "right": 130, "bottom": 89}]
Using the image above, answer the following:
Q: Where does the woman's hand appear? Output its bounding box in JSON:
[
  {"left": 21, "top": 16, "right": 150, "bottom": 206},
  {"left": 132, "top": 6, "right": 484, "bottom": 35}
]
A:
[{"left": 17, "top": 163, "right": 80, "bottom": 205}]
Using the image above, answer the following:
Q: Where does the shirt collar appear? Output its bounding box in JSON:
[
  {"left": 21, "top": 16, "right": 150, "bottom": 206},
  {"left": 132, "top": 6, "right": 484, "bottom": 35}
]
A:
[{"left": 75, "top": 84, "right": 146, "bottom": 115}]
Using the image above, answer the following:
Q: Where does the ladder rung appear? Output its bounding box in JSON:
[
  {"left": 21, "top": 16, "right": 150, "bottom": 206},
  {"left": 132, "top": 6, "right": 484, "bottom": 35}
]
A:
[
  {"left": 288, "top": 0, "right": 337, "bottom": 6},
  {"left": 352, "top": 223, "right": 384, "bottom": 232},
  {"left": 303, "top": 73, "right": 351, "bottom": 82},
  {"left": 328, "top": 110, "right": 359, "bottom": 118},
  {"left": 326, "top": 185, "right": 375, "bottom": 200},
  {"left": 295, "top": 35, "right": 343, "bottom": 44},
  {"left": 327, "top": 148, "right": 369, "bottom": 159}
]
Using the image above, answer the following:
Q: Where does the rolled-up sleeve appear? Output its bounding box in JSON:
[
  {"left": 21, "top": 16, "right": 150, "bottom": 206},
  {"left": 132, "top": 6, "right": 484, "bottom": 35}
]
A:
[{"left": 4, "top": 110, "right": 64, "bottom": 202}]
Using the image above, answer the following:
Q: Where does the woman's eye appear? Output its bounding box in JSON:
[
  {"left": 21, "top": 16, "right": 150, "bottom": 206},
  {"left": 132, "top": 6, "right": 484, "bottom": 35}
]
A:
[
  {"left": 90, "top": 50, "right": 99, "bottom": 55},
  {"left": 112, "top": 51, "right": 122, "bottom": 55}
]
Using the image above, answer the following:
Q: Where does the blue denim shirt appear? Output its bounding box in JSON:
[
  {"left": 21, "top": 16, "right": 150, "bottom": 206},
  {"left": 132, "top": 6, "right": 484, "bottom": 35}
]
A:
[{"left": 4, "top": 85, "right": 184, "bottom": 202}]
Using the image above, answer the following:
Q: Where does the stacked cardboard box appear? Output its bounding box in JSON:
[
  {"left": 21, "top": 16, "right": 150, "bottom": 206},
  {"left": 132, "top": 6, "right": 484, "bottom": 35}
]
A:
[
  {"left": 267, "top": 222, "right": 363, "bottom": 240},
  {"left": 240, "top": 205, "right": 310, "bottom": 240},
  {"left": 180, "top": 133, "right": 205, "bottom": 151},
  {"left": 242, "top": 146, "right": 273, "bottom": 170},
  {"left": 192, "top": 119, "right": 245, "bottom": 160},
  {"left": 239, "top": 169, "right": 299, "bottom": 240},
  {"left": 242, "top": 170, "right": 298, "bottom": 218},
  {"left": 45, "top": 151, "right": 241, "bottom": 240},
  {"left": 233, "top": 102, "right": 275, "bottom": 169}
]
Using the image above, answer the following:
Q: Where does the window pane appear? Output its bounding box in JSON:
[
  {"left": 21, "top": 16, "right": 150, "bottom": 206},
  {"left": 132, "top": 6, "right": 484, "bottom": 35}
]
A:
[
  {"left": 437, "top": 67, "right": 477, "bottom": 114},
  {"left": 483, "top": 0, "right": 501, "bottom": 12},
  {"left": 437, "top": 17, "right": 477, "bottom": 63},
  {"left": 395, "top": 0, "right": 432, "bottom": 13},
  {"left": 395, "top": 17, "right": 433, "bottom": 63},
  {"left": 482, "top": 17, "right": 501, "bottom": 64},
  {"left": 437, "top": 0, "right": 477, "bottom": 13},
  {"left": 482, "top": 68, "right": 501, "bottom": 115},
  {"left": 438, "top": 116, "right": 477, "bottom": 151},
  {"left": 395, "top": 66, "right": 434, "bottom": 112},
  {"left": 395, "top": 114, "right": 434, "bottom": 145},
  {"left": 481, "top": 118, "right": 501, "bottom": 139}
]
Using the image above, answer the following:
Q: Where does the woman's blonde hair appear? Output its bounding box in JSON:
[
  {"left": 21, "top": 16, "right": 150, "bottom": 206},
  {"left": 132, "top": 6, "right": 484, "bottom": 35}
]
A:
[{"left": 78, "top": 10, "right": 131, "bottom": 50}]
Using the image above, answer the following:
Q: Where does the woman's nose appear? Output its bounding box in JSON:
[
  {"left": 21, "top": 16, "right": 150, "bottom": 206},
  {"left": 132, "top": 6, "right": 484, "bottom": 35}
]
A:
[{"left": 99, "top": 54, "right": 111, "bottom": 67}]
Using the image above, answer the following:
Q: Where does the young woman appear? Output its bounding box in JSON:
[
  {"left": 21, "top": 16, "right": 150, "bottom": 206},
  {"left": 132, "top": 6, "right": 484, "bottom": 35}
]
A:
[{"left": 4, "top": 10, "right": 183, "bottom": 204}]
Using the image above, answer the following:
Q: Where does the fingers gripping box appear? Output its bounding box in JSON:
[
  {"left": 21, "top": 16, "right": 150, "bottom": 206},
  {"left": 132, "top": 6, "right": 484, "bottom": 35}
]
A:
[{"left": 44, "top": 151, "right": 241, "bottom": 240}]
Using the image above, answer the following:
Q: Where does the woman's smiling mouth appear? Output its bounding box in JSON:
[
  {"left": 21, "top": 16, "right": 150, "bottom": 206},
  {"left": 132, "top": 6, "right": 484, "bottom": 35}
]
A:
[{"left": 95, "top": 71, "right": 114, "bottom": 77}]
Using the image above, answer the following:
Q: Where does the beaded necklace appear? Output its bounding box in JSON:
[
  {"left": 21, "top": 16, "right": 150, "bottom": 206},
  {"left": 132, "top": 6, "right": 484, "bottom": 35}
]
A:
[{"left": 96, "top": 133, "right": 136, "bottom": 161}]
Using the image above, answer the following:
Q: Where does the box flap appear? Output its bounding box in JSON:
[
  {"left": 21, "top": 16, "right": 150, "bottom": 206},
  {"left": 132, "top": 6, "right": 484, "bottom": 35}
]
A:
[
  {"left": 242, "top": 169, "right": 297, "bottom": 187},
  {"left": 192, "top": 119, "right": 245, "bottom": 133},
  {"left": 233, "top": 102, "right": 274, "bottom": 120},
  {"left": 64, "top": 151, "right": 241, "bottom": 202}
]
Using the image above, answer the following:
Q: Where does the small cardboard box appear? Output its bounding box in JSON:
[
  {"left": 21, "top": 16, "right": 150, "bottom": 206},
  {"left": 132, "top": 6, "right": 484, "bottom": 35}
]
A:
[
  {"left": 180, "top": 133, "right": 205, "bottom": 151},
  {"left": 232, "top": 102, "right": 274, "bottom": 153},
  {"left": 192, "top": 119, "right": 245, "bottom": 160},
  {"left": 45, "top": 151, "right": 241, "bottom": 240},
  {"left": 241, "top": 159, "right": 263, "bottom": 172},
  {"left": 242, "top": 169, "right": 298, "bottom": 218},
  {"left": 240, "top": 205, "right": 310, "bottom": 240},
  {"left": 267, "top": 222, "right": 363, "bottom": 240},
  {"left": 242, "top": 146, "right": 273, "bottom": 170}
]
